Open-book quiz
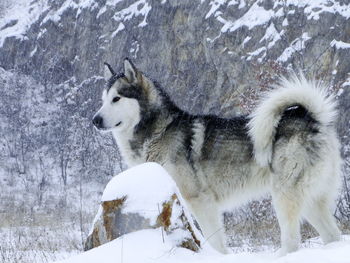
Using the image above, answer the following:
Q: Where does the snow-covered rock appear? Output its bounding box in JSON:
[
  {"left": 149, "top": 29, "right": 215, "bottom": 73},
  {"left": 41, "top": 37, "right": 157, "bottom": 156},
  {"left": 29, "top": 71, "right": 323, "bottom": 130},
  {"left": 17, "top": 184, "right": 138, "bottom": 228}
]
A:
[{"left": 84, "top": 163, "right": 201, "bottom": 252}]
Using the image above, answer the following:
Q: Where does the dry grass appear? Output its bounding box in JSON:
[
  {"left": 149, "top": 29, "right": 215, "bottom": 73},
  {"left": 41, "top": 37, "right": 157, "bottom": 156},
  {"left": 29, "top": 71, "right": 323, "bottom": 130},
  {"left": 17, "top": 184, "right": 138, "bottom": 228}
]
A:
[
  {"left": 0, "top": 212, "right": 94, "bottom": 263},
  {"left": 224, "top": 198, "right": 350, "bottom": 253}
]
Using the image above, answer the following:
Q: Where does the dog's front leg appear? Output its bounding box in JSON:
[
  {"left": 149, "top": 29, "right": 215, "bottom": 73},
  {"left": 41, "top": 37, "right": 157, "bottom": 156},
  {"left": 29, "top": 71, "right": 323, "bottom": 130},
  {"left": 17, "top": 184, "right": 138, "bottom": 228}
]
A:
[{"left": 188, "top": 198, "right": 229, "bottom": 254}]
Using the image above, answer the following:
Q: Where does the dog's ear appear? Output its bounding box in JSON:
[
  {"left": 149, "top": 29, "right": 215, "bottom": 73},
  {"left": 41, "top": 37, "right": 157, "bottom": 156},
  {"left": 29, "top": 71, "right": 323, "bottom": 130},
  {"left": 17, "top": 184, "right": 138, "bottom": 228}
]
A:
[
  {"left": 124, "top": 58, "right": 138, "bottom": 83},
  {"left": 104, "top": 62, "right": 115, "bottom": 80}
]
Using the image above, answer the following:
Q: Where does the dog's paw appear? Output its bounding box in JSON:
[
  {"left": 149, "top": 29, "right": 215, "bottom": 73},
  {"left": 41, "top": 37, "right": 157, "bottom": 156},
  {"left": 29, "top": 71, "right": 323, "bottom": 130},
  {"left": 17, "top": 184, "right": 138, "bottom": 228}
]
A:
[
  {"left": 276, "top": 246, "right": 299, "bottom": 257},
  {"left": 276, "top": 248, "right": 287, "bottom": 257}
]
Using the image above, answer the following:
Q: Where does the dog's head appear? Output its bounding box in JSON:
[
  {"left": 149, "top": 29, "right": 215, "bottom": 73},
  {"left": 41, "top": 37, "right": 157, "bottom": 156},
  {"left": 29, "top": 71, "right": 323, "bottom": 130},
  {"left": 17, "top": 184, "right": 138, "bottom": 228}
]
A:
[{"left": 93, "top": 58, "right": 160, "bottom": 133}]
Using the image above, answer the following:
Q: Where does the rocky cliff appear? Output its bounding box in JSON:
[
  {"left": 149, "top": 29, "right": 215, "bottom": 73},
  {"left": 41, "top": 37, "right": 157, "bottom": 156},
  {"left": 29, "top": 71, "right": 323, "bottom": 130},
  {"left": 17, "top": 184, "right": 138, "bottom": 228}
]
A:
[
  {"left": 1, "top": 0, "right": 350, "bottom": 230},
  {"left": 1, "top": 0, "right": 350, "bottom": 114}
]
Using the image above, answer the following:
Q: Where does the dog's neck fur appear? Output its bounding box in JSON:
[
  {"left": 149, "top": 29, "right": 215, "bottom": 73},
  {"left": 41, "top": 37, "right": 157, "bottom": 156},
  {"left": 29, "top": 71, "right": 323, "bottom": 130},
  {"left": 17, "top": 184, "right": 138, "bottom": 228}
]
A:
[{"left": 113, "top": 100, "right": 187, "bottom": 167}]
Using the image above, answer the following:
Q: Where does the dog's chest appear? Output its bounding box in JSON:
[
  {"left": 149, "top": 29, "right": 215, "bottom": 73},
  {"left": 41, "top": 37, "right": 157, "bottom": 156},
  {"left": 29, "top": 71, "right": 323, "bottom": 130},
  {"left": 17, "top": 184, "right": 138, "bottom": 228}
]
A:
[{"left": 112, "top": 131, "right": 146, "bottom": 166}]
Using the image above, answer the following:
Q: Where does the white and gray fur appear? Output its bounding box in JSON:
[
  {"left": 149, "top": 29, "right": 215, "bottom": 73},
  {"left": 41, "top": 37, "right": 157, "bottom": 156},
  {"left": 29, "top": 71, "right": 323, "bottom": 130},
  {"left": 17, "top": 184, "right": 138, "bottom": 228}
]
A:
[{"left": 93, "top": 59, "right": 341, "bottom": 256}]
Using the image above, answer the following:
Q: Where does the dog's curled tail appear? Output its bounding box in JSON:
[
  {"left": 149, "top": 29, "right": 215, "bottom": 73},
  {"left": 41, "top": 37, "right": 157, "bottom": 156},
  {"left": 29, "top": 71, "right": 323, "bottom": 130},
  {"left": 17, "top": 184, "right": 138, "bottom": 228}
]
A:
[{"left": 248, "top": 74, "right": 338, "bottom": 167}]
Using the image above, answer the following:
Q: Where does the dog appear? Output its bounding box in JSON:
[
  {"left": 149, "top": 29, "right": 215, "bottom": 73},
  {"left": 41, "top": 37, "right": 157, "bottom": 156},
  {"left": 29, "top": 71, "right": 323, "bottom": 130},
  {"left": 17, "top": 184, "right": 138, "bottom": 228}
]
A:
[{"left": 93, "top": 58, "right": 341, "bottom": 255}]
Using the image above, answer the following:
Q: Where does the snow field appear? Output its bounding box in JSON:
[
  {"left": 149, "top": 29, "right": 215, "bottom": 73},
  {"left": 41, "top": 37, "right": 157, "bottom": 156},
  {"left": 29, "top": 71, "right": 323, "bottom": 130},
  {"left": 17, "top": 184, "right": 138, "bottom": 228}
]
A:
[{"left": 56, "top": 229, "right": 350, "bottom": 263}]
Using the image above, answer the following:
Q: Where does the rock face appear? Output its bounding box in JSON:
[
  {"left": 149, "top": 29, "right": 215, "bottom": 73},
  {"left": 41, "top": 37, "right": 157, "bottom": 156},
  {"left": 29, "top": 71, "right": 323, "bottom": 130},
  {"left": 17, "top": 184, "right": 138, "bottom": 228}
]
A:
[
  {"left": 1, "top": 0, "right": 350, "bottom": 230},
  {"left": 1, "top": 0, "right": 350, "bottom": 116},
  {"left": 1, "top": 0, "right": 349, "bottom": 143},
  {"left": 84, "top": 163, "right": 201, "bottom": 252}
]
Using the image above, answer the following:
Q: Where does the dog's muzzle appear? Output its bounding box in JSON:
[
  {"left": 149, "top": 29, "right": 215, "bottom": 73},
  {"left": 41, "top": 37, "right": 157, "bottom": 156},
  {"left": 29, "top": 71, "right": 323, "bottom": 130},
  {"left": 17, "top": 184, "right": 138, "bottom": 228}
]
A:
[{"left": 92, "top": 115, "right": 104, "bottom": 129}]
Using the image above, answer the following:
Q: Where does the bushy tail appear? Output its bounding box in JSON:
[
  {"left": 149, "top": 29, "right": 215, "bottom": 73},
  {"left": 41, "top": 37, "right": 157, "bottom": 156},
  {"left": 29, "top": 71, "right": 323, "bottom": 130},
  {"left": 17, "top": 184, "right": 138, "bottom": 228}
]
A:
[{"left": 248, "top": 74, "right": 337, "bottom": 167}]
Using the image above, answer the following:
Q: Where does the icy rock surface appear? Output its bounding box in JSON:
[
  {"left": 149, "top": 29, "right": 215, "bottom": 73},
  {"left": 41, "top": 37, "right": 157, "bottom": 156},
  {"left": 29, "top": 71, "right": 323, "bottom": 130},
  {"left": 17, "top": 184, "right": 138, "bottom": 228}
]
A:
[{"left": 84, "top": 162, "right": 201, "bottom": 252}]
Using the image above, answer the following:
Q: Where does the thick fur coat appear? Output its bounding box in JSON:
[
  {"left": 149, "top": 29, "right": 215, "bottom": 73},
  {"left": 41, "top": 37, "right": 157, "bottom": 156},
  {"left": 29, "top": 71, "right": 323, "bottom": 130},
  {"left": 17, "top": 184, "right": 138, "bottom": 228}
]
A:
[{"left": 93, "top": 59, "right": 341, "bottom": 255}]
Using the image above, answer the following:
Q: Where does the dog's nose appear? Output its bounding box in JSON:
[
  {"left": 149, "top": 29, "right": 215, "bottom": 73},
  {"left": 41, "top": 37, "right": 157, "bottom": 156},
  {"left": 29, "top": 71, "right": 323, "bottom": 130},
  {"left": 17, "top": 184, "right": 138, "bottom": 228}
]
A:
[{"left": 93, "top": 115, "right": 103, "bottom": 129}]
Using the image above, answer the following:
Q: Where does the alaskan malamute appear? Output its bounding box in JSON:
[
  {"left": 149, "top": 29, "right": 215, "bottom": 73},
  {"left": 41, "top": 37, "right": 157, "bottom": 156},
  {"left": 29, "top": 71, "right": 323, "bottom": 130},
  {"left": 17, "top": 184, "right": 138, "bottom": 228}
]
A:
[{"left": 93, "top": 58, "right": 341, "bottom": 255}]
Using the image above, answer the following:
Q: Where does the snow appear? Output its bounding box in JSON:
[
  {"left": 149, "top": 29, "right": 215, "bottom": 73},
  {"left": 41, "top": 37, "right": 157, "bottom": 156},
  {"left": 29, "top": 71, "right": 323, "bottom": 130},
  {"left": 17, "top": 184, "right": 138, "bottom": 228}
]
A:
[
  {"left": 96, "top": 0, "right": 123, "bottom": 18},
  {"left": 42, "top": 0, "right": 77, "bottom": 24},
  {"left": 205, "top": 0, "right": 228, "bottom": 19},
  {"left": 285, "top": 0, "right": 350, "bottom": 20},
  {"left": 129, "top": 41, "right": 140, "bottom": 58},
  {"left": 342, "top": 74, "right": 350, "bottom": 88},
  {"left": 259, "top": 23, "right": 283, "bottom": 49},
  {"left": 56, "top": 232, "right": 350, "bottom": 263},
  {"left": 111, "top": 23, "right": 126, "bottom": 37},
  {"left": 112, "top": 0, "right": 152, "bottom": 28},
  {"left": 30, "top": 46, "right": 38, "bottom": 57},
  {"left": 220, "top": 2, "right": 275, "bottom": 33},
  {"left": 97, "top": 6, "right": 107, "bottom": 18},
  {"left": 0, "top": 0, "right": 152, "bottom": 47},
  {"left": 331, "top": 40, "right": 350, "bottom": 49},
  {"left": 206, "top": 32, "right": 222, "bottom": 43},
  {"left": 0, "top": 0, "right": 48, "bottom": 47},
  {"left": 228, "top": 0, "right": 239, "bottom": 7},
  {"left": 206, "top": 0, "right": 350, "bottom": 46},
  {"left": 2, "top": 0, "right": 349, "bottom": 51},
  {"left": 277, "top": 33, "right": 311, "bottom": 62},
  {"left": 247, "top": 47, "right": 266, "bottom": 62},
  {"left": 55, "top": 228, "right": 207, "bottom": 263},
  {"left": 42, "top": 0, "right": 97, "bottom": 23},
  {"left": 101, "top": 162, "right": 178, "bottom": 225},
  {"left": 76, "top": 0, "right": 98, "bottom": 17},
  {"left": 242, "top": 36, "right": 252, "bottom": 47},
  {"left": 0, "top": 0, "right": 152, "bottom": 43},
  {"left": 37, "top": 28, "right": 47, "bottom": 39},
  {"left": 238, "top": 0, "right": 246, "bottom": 9},
  {"left": 244, "top": 23, "right": 283, "bottom": 61}
]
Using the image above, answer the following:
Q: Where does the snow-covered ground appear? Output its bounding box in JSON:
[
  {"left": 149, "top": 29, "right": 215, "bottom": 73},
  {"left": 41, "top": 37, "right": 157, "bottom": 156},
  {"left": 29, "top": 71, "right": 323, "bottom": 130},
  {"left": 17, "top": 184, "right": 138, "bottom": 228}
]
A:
[
  {"left": 56, "top": 230, "right": 350, "bottom": 263},
  {"left": 0, "top": 223, "right": 81, "bottom": 263},
  {"left": 55, "top": 163, "right": 350, "bottom": 263}
]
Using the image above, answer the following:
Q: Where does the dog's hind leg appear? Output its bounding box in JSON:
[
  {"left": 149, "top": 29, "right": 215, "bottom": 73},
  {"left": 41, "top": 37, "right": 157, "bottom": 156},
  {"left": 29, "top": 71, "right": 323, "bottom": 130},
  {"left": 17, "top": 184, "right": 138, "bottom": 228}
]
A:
[
  {"left": 188, "top": 199, "right": 228, "bottom": 254},
  {"left": 271, "top": 137, "right": 311, "bottom": 255},
  {"left": 272, "top": 191, "right": 303, "bottom": 256},
  {"left": 303, "top": 196, "right": 341, "bottom": 244}
]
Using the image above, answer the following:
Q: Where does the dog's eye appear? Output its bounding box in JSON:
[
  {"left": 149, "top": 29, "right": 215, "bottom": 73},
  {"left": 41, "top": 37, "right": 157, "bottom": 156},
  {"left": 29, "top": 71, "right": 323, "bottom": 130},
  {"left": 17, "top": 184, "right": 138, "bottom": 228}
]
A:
[{"left": 112, "top": 96, "right": 121, "bottom": 103}]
